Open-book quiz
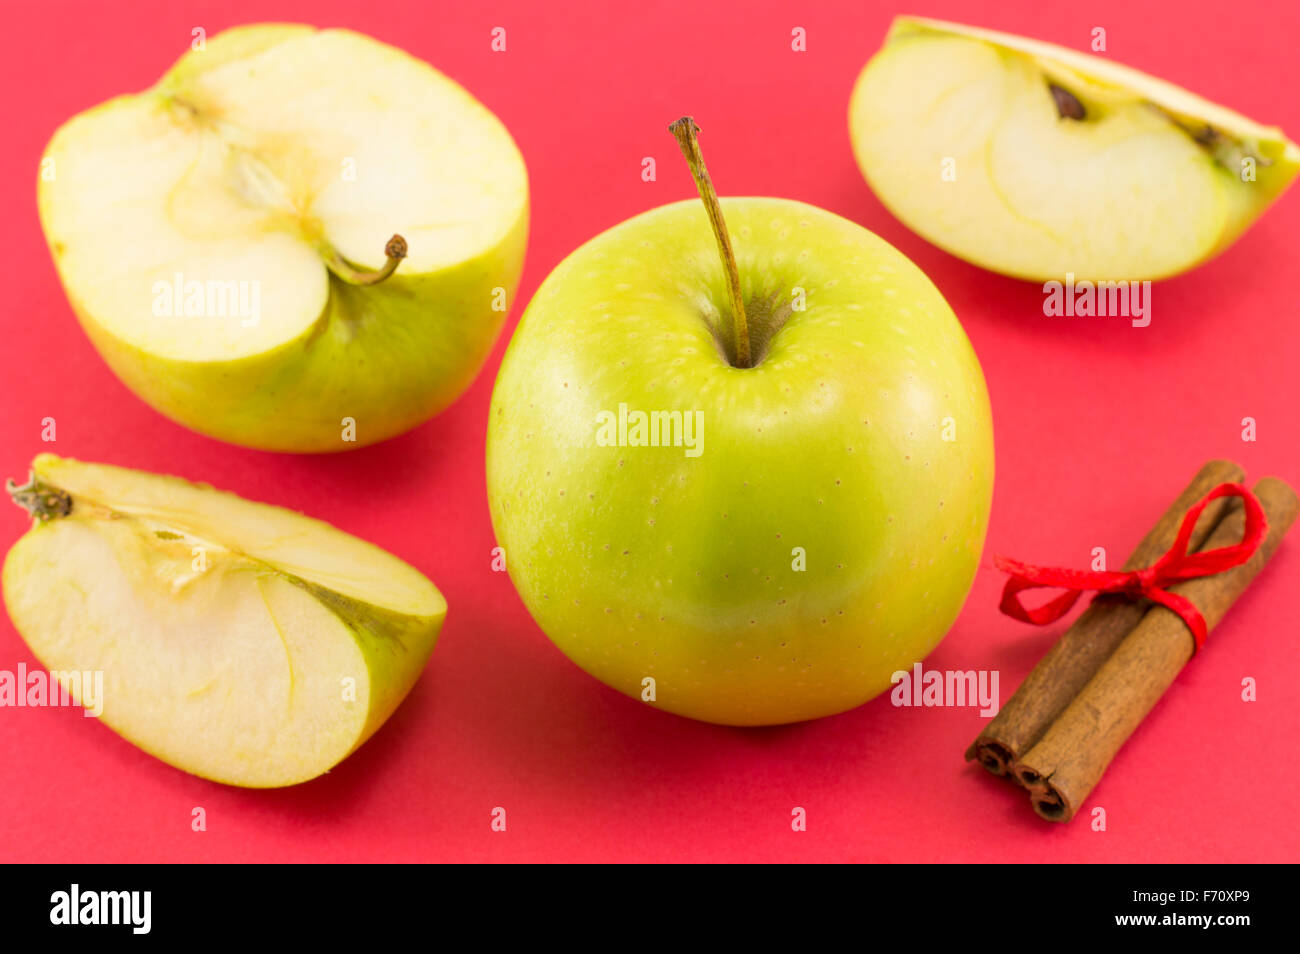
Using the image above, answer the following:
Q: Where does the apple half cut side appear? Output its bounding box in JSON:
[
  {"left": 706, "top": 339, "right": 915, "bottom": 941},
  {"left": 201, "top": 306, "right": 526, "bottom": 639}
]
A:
[
  {"left": 2, "top": 455, "right": 445, "bottom": 787},
  {"left": 38, "top": 24, "right": 528, "bottom": 451},
  {"left": 849, "top": 16, "right": 1300, "bottom": 282}
]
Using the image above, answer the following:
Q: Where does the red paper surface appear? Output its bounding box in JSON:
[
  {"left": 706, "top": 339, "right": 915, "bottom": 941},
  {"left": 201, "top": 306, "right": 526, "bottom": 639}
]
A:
[{"left": 1, "top": 0, "right": 1296, "bottom": 863}]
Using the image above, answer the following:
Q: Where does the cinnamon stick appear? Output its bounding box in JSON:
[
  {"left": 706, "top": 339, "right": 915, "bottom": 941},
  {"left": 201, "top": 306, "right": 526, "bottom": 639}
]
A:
[
  {"left": 1014, "top": 476, "right": 1298, "bottom": 822},
  {"left": 966, "top": 459, "right": 1244, "bottom": 775}
]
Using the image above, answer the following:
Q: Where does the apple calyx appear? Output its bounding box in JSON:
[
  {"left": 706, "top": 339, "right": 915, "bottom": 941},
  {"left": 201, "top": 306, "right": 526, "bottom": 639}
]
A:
[
  {"left": 322, "top": 234, "right": 409, "bottom": 286},
  {"left": 6, "top": 474, "right": 72, "bottom": 521},
  {"left": 669, "top": 117, "right": 753, "bottom": 369}
]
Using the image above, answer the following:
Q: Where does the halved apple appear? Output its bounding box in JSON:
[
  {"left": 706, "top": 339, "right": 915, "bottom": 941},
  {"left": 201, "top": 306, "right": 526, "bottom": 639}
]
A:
[
  {"left": 848, "top": 17, "right": 1299, "bottom": 281},
  {"left": 2, "top": 455, "right": 445, "bottom": 787},
  {"left": 39, "top": 24, "right": 528, "bottom": 451}
]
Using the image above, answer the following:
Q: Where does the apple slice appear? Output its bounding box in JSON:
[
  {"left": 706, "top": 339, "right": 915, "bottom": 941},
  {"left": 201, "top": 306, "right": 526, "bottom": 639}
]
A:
[
  {"left": 39, "top": 24, "right": 528, "bottom": 451},
  {"left": 849, "top": 16, "right": 1300, "bottom": 281},
  {"left": 2, "top": 455, "right": 445, "bottom": 787}
]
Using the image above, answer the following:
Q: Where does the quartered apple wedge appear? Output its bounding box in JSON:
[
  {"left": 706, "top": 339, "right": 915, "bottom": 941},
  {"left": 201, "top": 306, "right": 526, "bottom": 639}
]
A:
[
  {"left": 849, "top": 17, "right": 1300, "bottom": 281},
  {"left": 2, "top": 455, "right": 445, "bottom": 787}
]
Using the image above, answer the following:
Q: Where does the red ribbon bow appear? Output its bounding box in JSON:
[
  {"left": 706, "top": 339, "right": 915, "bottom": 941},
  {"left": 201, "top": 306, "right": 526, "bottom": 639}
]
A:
[{"left": 994, "top": 483, "right": 1267, "bottom": 652}]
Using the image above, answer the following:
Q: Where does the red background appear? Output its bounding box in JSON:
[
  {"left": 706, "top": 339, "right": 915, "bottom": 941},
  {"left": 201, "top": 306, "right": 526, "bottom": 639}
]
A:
[{"left": 1, "top": 0, "right": 1297, "bottom": 863}]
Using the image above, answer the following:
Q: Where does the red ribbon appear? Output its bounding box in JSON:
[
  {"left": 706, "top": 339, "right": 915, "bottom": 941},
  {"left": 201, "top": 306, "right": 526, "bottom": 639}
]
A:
[{"left": 994, "top": 483, "right": 1267, "bottom": 652}]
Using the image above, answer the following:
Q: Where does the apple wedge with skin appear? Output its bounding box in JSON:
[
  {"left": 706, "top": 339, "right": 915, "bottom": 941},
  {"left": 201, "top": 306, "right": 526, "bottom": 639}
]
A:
[
  {"left": 2, "top": 455, "right": 445, "bottom": 787},
  {"left": 38, "top": 24, "right": 528, "bottom": 452},
  {"left": 849, "top": 17, "right": 1300, "bottom": 282}
]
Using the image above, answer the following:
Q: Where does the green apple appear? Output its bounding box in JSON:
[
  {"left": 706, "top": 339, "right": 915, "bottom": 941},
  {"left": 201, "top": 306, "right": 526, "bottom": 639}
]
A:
[
  {"left": 2, "top": 455, "right": 445, "bottom": 786},
  {"left": 849, "top": 16, "right": 1300, "bottom": 281},
  {"left": 486, "top": 119, "right": 993, "bottom": 726},
  {"left": 38, "top": 24, "right": 528, "bottom": 452}
]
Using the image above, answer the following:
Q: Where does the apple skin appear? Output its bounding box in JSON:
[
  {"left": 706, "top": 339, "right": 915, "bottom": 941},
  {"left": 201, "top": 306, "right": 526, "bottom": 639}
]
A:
[
  {"left": 61, "top": 220, "right": 528, "bottom": 452},
  {"left": 37, "top": 25, "right": 529, "bottom": 453},
  {"left": 487, "top": 197, "right": 994, "bottom": 726}
]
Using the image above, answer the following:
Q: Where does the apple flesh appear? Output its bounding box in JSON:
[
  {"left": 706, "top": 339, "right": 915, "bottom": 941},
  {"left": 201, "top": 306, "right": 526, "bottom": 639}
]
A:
[
  {"left": 487, "top": 191, "right": 994, "bottom": 726},
  {"left": 849, "top": 17, "right": 1300, "bottom": 281},
  {"left": 3, "top": 455, "right": 445, "bottom": 786},
  {"left": 39, "top": 25, "right": 528, "bottom": 451}
]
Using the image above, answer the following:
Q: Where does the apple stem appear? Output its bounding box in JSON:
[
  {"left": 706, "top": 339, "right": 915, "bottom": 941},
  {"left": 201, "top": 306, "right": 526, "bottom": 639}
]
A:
[
  {"left": 7, "top": 474, "right": 72, "bottom": 521},
  {"left": 323, "top": 234, "right": 408, "bottom": 286},
  {"left": 669, "top": 117, "right": 752, "bottom": 369}
]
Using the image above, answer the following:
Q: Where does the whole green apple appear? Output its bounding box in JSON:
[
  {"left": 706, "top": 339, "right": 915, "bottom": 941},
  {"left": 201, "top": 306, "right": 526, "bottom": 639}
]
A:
[
  {"left": 487, "top": 119, "right": 993, "bottom": 725},
  {"left": 849, "top": 17, "right": 1299, "bottom": 282},
  {"left": 38, "top": 24, "right": 528, "bottom": 452}
]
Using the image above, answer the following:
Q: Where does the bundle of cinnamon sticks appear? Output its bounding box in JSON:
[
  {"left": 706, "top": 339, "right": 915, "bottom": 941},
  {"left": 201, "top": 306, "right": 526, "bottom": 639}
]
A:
[{"left": 968, "top": 460, "right": 1298, "bottom": 822}]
